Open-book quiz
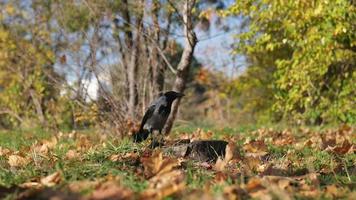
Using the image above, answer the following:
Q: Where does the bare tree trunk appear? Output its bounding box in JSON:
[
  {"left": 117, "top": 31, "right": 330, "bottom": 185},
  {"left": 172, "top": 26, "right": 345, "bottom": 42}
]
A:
[
  {"left": 120, "top": 0, "right": 133, "bottom": 104},
  {"left": 164, "top": 0, "right": 197, "bottom": 134},
  {"left": 128, "top": 0, "right": 144, "bottom": 119},
  {"left": 151, "top": 1, "right": 165, "bottom": 98}
]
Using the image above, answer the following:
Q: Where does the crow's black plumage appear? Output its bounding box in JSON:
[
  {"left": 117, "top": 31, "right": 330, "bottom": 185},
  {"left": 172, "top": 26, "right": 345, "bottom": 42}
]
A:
[{"left": 133, "top": 91, "right": 184, "bottom": 143}]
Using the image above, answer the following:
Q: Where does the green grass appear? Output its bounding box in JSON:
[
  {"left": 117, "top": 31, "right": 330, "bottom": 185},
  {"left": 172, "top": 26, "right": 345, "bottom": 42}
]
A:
[{"left": 0, "top": 125, "right": 355, "bottom": 199}]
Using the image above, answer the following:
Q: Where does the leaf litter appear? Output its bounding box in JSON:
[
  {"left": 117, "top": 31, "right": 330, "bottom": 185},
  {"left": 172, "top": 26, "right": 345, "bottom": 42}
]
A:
[{"left": 0, "top": 125, "right": 355, "bottom": 199}]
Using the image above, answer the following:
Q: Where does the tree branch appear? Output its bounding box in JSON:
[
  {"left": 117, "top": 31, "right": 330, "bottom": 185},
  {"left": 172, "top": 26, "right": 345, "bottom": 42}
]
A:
[{"left": 164, "top": 0, "right": 197, "bottom": 134}]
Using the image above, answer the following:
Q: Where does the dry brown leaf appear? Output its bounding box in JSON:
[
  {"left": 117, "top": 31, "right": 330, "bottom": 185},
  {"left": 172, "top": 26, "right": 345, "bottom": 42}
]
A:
[
  {"left": 299, "top": 189, "right": 320, "bottom": 198},
  {"left": 88, "top": 181, "right": 133, "bottom": 200},
  {"left": 122, "top": 152, "right": 138, "bottom": 159},
  {"left": 141, "top": 150, "right": 180, "bottom": 178},
  {"left": 223, "top": 185, "right": 248, "bottom": 200},
  {"left": 214, "top": 142, "right": 235, "bottom": 171},
  {"left": 20, "top": 182, "right": 42, "bottom": 189},
  {"left": 77, "top": 135, "right": 91, "bottom": 150},
  {"left": 42, "top": 137, "right": 58, "bottom": 149},
  {"left": 191, "top": 128, "right": 213, "bottom": 140},
  {"left": 277, "top": 178, "right": 291, "bottom": 190},
  {"left": 36, "top": 143, "right": 50, "bottom": 155},
  {"left": 109, "top": 154, "right": 120, "bottom": 162},
  {"left": 68, "top": 180, "right": 99, "bottom": 193},
  {"left": 140, "top": 179, "right": 185, "bottom": 200},
  {"left": 66, "top": 149, "right": 80, "bottom": 160},
  {"left": 273, "top": 134, "right": 295, "bottom": 146},
  {"left": 326, "top": 140, "right": 354, "bottom": 155},
  {"left": 244, "top": 156, "right": 262, "bottom": 172},
  {"left": 321, "top": 134, "right": 337, "bottom": 149},
  {"left": 8, "top": 155, "right": 29, "bottom": 167},
  {"left": 148, "top": 170, "right": 184, "bottom": 189},
  {"left": 249, "top": 189, "right": 272, "bottom": 200},
  {"left": 0, "top": 147, "right": 11, "bottom": 156},
  {"left": 243, "top": 140, "right": 268, "bottom": 156},
  {"left": 185, "top": 190, "right": 215, "bottom": 200},
  {"left": 40, "top": 171, "right": 61, "bottom": 187},
  {"left": 213, "top": 171, "right": 228, "bottom": 184},
  {"left": 293, "top": 172, "right": 320, "bottom": 195},
  {"left": 325, "top": 184, "right": 339, "bottom": 198},
  {"left": 110, "top": 152, "right": 138, "bottom": 162},
  {"left": 68, "top": 130, "right": 77, "bottom": 139},
  {"left": 262, "top": 177, "right": 292, "bottom": 200},
  {"left": 140, "top": 150, "right": 185, "bottom": 200},
  {"left": 245, "top": 177, "right": 264, "bottom": 193}
]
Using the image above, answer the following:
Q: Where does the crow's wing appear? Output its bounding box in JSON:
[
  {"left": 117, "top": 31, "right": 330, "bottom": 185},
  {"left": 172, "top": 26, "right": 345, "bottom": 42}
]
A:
[{"left": 139, "top": 104, "right": 156, "bottom": 131}]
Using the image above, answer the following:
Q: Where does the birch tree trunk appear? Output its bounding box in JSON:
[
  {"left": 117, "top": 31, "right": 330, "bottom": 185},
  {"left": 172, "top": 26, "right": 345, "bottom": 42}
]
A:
[{"left": 164, "top": 0, "right": 197, "bottom": 134}]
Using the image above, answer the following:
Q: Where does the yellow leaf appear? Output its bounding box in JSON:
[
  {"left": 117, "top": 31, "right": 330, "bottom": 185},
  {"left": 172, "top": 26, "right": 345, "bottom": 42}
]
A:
[{"left": 5, "top": 5, "right": 15, "bottom": 15}]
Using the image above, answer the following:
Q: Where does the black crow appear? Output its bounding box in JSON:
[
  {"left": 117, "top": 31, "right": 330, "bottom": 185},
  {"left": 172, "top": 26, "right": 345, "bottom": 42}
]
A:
[{"left": 133, "top": 91, "right": 184, "bottom": 144}]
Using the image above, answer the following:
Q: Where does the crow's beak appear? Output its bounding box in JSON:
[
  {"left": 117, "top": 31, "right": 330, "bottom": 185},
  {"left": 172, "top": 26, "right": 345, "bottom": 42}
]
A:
[{"left": 178, "top": 93, "right": 185, "bottom": 98}]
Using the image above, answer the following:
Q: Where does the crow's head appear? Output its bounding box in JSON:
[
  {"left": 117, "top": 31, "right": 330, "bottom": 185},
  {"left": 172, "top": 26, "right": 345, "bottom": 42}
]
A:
[{"left": 164, "top": 91, "right": 184, "bottom": 102}]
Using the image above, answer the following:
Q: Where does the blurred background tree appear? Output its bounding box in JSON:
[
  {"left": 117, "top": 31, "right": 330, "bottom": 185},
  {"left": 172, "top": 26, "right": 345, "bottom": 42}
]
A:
[
  {"left": 0, "top": 0, "right": 354, "bottom": 131},
  {"left": 222, "top": 0, "right": 355, "bottom": 125}
]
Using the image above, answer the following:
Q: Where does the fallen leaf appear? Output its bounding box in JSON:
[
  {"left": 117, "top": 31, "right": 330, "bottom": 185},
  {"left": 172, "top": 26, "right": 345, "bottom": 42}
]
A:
[
  {"left": 223, "top": 185, "right": 248, "bottom": 200},
  {"left": 20, "top": 182, "right": 42, "bottom": 189},
  {"left": 245, "top": 177, "right": 264, "bottom": 193},
  {"left": 36, "top": 143, "right": 50, "bottom": 155},
  {"left": 140, "top": 151, "right": 185, "bottom": 200},
  {"left": 42, "top": 137, "right": 58, "bottom": 149},
  {"left": 89, "top": 180, "right": 133, "bottom": 200},
  {"left": 192, "top": 128, "right": 213, "bottom": 140},
  {"left": 278, "top": 178, "right": 291, "bottom": 190},
  {"left": 140, "top": 176, "right": 185, "bottom": 200},
  {"left": 40, "top": 171, "right": 61, "bottom": 187},
  {"left": 325, "top": 184, "right": 339, "bottom": 198},
  {"left": 109, "top": 154, "right": 120, "bottom": 162},
  {"left": 66, "top": 149, "right": 80, "bottom": 160},
  {"left": 244, "top": 156, "right": 262, "bottom": 172},
  {"left": 299, "top": 189, "right": 320, "bottom": 198},
  {"left": 0, "top": 147, "right": 11, "bottom": 156},
  {"left": 68, "top": 180, "right": 99, "bottom": 193},
  {"left": 77, "top": 135, "right": 91, "bottom": 150},
  {"left": 326, "top": 140, "right": 354, "bottom": 155},
  {"left": 8, "top": 155, "right": 29, "bottom": 167},
  {"left": 141, "top": 150, "right": 180, "bottom": 178},
  {"left": 249, "top": 189, "right": 272, "bottom": 200},
  {"left": 243, "top": 140, "right": 268, "bottom": 156},
  {"left": 214, "top": 142, "right": 235, "bottom": 171},
  {"left": 110, "top": 152, "right": 138, "bottom": 162},
  {"left": 214, "top": 171, "right": 228, "bottom": 184}
]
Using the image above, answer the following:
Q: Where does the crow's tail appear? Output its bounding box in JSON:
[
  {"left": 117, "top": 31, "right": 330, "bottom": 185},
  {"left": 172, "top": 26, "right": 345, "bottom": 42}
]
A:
[{"left": 132, "top": 129, "right": 150, "bottom": 143}]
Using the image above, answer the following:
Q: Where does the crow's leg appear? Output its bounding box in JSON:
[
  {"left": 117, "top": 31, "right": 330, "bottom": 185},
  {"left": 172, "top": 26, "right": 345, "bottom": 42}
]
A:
[
  {"left": 149, "top": 130, "right": 160, "bottom": 149},
  {"left": 148, "top": 129, "right": 154, "bottom": 142},
  {"left": 158, "top": 130, "right": 165, "bottom": 147}
]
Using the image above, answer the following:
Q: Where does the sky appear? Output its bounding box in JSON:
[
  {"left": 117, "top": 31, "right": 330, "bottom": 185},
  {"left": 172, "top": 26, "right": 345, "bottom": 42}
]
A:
[
  {"left": 57, "top": 0, "right": 246, "bottom": 100},
  {"left": 193, "top": 15, "right": 246, "bottom": 77}
]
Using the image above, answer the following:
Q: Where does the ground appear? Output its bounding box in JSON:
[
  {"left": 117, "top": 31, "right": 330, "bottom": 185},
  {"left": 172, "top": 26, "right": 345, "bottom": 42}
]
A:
[{"left": 0, "top": 125, "right": 355, "bottom": 199}]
